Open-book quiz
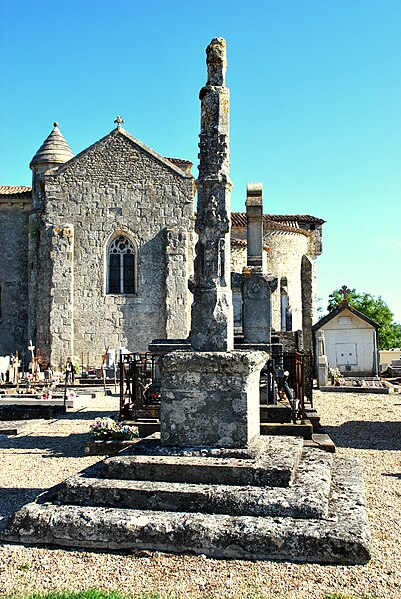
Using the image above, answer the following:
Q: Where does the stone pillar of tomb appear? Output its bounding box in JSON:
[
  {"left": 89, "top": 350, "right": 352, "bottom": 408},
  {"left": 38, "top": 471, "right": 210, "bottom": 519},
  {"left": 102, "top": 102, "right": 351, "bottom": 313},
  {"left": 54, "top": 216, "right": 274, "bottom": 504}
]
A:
[
  {"left": 242, "top": 184, "right": 277, "bottom": 344},
  {"left": 316, "top": 330, "right": 329, "bottom": 388},
  {"left": 159, "top": 39, "right": 267, "bottom": 449}
]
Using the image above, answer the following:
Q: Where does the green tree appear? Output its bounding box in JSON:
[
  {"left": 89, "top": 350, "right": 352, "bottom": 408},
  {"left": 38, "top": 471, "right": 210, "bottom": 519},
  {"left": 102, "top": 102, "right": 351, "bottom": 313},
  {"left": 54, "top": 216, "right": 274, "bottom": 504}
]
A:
[{"left": 327, "top": 288, "right": 401, "bottom": 350}]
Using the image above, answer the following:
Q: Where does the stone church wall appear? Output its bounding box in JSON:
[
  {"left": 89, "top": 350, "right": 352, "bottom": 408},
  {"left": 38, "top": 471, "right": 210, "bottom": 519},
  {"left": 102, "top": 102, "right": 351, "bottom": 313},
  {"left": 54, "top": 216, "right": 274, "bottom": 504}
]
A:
[
  {"left": 230, "top": 230, "right": 312, "bottom": 335},
  {"left": 266, "top": 231, "right": 310, "bottom": 332},
  {"left": 0, "top": 201, "right": 30, "bottom": 355},
  {"left": 34, "top": 131, "right": 194, "bottom": 367}
]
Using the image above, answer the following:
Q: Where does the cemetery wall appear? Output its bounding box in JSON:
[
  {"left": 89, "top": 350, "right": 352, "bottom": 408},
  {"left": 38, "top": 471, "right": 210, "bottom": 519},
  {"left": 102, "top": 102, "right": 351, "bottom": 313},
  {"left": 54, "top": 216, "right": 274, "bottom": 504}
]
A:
[
  {"left": 0, "top": 201, "right": 30, "bottom": 355},
  {"left": 35, "top": 130, "right": 195, "bottom": 367}
]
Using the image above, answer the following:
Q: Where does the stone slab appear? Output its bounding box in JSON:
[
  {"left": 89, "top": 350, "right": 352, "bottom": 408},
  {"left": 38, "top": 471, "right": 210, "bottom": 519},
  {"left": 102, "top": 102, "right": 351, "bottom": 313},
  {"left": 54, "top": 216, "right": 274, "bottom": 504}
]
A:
[
  {"left": 0, "top": 398, "right": 74, "bottom": 406},
  {"left": 55, "top": 448, "right": 333, "bottom": 519},
  {"left": 0, "top": 419, "right": 45, "bottom": 436},
  {"left": 1, "top": 457, "right": 370, "bottom": 564},
  {"left": 102, "top": 435, "right": 304, "bottom": 488},
  {"left": 304, "top": 434, "right": 336, "bottom": 454},
  {"left": 320, "top": 386, "right": 391, "bottom": 394}
]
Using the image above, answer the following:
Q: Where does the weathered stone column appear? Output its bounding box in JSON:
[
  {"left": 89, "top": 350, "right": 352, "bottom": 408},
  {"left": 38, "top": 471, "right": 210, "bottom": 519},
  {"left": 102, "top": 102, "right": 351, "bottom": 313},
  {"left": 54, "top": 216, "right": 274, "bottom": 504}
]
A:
[
  {"left": 191, "top": 37, "right": 233, "bottom": 352},
  {"left": 242, "top": 184, "right": 277, "bottom": 344},
  {"left": 160, "top": 39, "right": 268, "bottom": 449}
]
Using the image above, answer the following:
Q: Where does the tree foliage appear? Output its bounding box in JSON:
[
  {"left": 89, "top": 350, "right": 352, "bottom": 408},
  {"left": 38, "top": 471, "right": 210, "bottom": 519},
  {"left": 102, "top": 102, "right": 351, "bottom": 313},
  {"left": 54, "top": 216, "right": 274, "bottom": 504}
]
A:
[{"left": 327, "top": 288, "right": 401, "bottom": 350}]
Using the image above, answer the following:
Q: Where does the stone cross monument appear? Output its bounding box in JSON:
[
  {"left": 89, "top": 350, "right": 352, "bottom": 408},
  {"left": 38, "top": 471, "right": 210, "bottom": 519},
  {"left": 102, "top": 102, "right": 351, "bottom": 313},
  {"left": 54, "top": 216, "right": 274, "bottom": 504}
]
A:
[
  {"left": 191, "top": 37, "right": 234, "bottom": 352},
  {"left": 159, "top": 38, "right": 268, "bottom": 449}
]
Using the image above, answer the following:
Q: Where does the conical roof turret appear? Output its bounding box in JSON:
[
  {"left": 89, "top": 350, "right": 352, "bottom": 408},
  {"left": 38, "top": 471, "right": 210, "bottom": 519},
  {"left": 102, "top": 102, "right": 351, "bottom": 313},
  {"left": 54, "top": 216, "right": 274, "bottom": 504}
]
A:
[{"left": 30, "top": 122, "right": 74, "bottom": 170}]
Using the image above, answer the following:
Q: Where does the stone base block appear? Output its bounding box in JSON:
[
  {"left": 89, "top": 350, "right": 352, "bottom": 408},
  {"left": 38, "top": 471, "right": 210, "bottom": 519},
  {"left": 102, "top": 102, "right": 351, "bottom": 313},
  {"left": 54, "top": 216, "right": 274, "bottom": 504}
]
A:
[
  {"left": 2, "top": 456, "right": 370, "bottom": 564},
  {"left": 0, "top": 403, "right": 71, "bottom": 420},
  {"left": 103, "top": 435, "right": 303, "bottom": 487},
  {"left": 160, "top": 350, "right": 268, "bottom": 447},
  {"left": 54, "top": 446, "right": 333, "bottom": 519}
]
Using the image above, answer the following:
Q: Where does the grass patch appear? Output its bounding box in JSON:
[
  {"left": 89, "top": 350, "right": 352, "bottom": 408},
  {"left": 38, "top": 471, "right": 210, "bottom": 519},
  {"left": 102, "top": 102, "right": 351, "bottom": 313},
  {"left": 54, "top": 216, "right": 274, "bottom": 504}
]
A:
[
  {"left": 324, "top": 593, "right": 380, "bottom": 599},
  {"left": 4, "top": 591, "right": 181, "bottom": 599}
]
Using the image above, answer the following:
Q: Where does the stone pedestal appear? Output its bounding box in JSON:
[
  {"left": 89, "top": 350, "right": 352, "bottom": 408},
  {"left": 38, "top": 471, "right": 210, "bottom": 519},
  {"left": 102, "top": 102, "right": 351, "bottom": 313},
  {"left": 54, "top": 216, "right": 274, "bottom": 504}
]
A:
[
  {"left": 159, "top": 350, "right": 268, "bottom": 448},
  {"left": 317, "top": 355, "right": 329, "bottom": 388}
]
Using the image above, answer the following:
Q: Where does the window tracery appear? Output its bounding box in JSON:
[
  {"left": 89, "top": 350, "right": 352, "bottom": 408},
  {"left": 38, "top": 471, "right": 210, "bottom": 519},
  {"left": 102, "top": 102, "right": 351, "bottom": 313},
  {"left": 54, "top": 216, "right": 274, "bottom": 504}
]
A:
[{"left": 107, "top": 235, "right": 136, "bottom": 294}]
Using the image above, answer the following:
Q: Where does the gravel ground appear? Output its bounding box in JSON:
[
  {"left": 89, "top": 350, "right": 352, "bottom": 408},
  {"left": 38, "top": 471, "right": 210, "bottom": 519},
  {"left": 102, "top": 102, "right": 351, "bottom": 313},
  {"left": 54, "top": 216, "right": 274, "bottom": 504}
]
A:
[{"left": 0, "top": 390, "right": 401, "bottom": 598}]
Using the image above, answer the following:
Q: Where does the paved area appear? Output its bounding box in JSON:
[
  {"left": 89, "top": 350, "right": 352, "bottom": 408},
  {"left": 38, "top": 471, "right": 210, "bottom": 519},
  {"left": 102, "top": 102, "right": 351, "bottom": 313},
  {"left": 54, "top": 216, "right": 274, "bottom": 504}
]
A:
[{"left": 0, "top": 390, "right": 400, "bottom": 598}]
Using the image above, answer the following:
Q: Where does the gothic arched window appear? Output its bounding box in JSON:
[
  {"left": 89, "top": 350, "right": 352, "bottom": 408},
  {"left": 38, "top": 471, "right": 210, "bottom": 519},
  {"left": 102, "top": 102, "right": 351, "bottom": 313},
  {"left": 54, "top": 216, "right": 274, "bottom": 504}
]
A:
[{"left": 107, "top": 235, "right": 137, "bottom": 294}]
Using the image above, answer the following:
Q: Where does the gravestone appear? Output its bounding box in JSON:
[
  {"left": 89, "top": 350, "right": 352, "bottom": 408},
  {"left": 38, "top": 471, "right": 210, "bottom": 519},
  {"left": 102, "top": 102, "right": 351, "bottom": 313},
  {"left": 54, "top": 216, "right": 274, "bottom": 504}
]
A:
[{"left": 241, "top": 183, "right": 277, "bottom": 344}]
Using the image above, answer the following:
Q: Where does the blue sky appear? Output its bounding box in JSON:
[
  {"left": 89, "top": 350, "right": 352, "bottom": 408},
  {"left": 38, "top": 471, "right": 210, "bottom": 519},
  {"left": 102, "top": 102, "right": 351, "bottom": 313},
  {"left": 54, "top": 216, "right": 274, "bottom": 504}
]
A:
[{"left": 1, "top": 0, "right": 400, "bottom": 322}]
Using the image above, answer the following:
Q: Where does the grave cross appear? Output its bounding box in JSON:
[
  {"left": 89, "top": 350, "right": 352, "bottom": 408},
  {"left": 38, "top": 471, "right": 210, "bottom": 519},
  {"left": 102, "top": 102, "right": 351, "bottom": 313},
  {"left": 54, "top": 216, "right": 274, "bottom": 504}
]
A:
[{"left": 339, "top": 285, "right": 351, "bottom": 303}]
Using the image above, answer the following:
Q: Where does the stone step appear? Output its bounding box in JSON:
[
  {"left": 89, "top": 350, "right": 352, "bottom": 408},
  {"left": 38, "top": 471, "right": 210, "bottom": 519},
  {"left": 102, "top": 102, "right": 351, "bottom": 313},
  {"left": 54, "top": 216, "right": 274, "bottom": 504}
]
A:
[
  {"left": 102, "top": 436, "right": 304, "bottom": 488},
  {"left": 304, "top": 409, "right": 322, "bottom": 432},
  {"left": 304, "top": 434, "right": 336, "bottom": 453},
  {"left": 260, "top": 421, "right": 313, "bottom": 439},
  {"left": 260, "top": 404, "right": 292, "bottom": 423},
  {"left": 2, "top": 457, "right": 370, "bottom": 564},
  {"left": 56, "top": 448, "right": 333, "bottom": 519}
]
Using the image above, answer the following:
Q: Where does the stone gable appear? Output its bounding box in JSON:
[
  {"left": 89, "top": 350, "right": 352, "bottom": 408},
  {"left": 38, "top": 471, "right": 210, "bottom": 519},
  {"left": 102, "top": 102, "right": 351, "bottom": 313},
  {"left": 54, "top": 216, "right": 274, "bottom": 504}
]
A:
[{"left": 30, "top": 128, "right": 195, "bottom": 367}]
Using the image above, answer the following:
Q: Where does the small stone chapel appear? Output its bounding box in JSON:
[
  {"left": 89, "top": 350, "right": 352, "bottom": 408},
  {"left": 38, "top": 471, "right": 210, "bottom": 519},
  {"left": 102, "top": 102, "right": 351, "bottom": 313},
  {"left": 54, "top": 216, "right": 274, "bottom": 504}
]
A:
[{"left": 0, "top": 76, "right": 324, "bottom": 369}]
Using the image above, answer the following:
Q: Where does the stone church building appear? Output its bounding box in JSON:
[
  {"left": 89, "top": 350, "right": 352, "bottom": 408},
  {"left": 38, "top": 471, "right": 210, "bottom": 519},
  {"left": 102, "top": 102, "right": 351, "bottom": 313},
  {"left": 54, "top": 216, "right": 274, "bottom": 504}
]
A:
[{"left": 0, "top": 122, "right": 324, "bottom": 368}]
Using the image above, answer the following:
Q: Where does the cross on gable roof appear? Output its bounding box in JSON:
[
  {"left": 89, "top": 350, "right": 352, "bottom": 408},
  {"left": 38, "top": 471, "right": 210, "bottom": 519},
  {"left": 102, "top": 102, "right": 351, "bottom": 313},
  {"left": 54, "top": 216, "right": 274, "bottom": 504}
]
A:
[{"left": 312, "top": 304, "right": 379, "bottom": 331}]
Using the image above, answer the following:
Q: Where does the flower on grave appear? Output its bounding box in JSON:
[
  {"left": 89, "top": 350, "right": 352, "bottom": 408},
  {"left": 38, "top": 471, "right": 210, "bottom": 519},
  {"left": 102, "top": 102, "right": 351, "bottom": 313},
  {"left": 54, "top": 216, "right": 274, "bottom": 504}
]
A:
[
  {"left": 89, "top": 417, "right": 117, "bottom": 436},
  {"left": 329, "top": 367, "right": 341, "bottom": 381},
  {"left": 329, "top": 367, "right": 344, "bottom": 386},
  {"left": 40, "top": 390, "right": 52, "bottom": 400},
  {"left": 89, "top": 417, "right": 139, "bottom": 439},
  {"left": 67, "top": 391, "right": 77, "bottom": 399},
  {"left": 117, "top": 424, "right": 139, "bottom": 437},
  {"left": 149, "top": 391, "right": 161, "bottom": 400}
]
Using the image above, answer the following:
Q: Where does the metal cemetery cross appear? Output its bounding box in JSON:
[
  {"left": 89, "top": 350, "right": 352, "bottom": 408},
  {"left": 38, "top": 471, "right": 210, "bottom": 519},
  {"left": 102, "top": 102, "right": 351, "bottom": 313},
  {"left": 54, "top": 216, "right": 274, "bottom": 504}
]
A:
[{"left": 339, "top": 285, "right": 351, "bottom": 303}]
